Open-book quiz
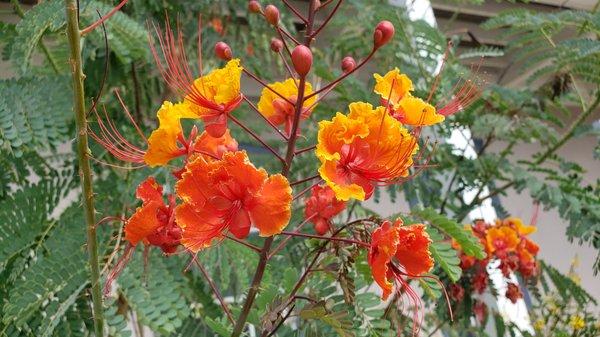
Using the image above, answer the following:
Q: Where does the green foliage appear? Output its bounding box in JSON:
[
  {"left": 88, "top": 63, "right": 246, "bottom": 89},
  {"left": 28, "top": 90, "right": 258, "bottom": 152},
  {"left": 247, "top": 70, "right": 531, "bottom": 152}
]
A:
[
  {"left": 413, "top": 207, "right": 486, "bottom": 259},
  {"left": 426, "top": 227, "right": 462, "bottom": 282},
  {"left": 0, "top": 76, "right": 72, "bottom": 156}
]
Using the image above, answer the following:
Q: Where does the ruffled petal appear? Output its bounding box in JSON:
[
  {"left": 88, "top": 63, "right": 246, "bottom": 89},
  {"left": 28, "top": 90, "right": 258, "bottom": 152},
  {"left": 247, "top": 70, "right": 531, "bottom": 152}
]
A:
[
  {"left": 368, "top": 221, "right": 400, "bottom": 300},
  {"left": 319, "top": 159, "right": 366, "bottom": 201},
  {"left": 373, "top": 68, "right": 414, "bottom": 106},
  {"left": 125, "top": 201, "right": 163, "bottom": 246},
  {"left": 176, "top": 202, "right": 225, "bottom": 252},
  {"left": 193, "top": 129, "right": 238, "bottom": 159},
  {"left": 136, "top": 177, "right": 163, "bottom": 204},
  {"left": 316, "top": 112, "right": 369, "bottom": 161},
  {"left": 249, "top": 174, "right": 292, "bottom": 236},
  {"left": 395, "top": 223, "right": 434, "bottom": 276},
  {"left": 396, "top": 96, "right": 444, "bottom": 126}
]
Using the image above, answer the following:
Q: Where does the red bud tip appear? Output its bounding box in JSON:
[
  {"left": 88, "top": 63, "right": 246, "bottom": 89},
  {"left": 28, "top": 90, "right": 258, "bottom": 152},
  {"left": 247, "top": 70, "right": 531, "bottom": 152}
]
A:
[
  {"left": 248, "top": 0, "right": 262, "bottom": 13},
  {"left": 373, "top": 21, "right": 395, "bottom": 49},
  {"left": 341, "top": 56, "right": 356, "bottom": 73},
  {"left": 291, "top": 45, "right": 312, "bottom": 76},
  {"left": 312, "top": 0, "right": 322, "bottom": 9},
  {"left": 215, "top": 42, "right": 232, "bottom": 60},
  {"left": 264, "top": 5, "right": 280, "bottom": 26},
  {"left": 270, "top": 38, "right": 283, "bottom": 53}
]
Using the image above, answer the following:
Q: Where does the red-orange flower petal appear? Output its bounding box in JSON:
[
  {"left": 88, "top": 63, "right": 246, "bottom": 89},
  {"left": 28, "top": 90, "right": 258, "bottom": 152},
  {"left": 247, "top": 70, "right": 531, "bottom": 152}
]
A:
[
  {"left": 175, "top": 151, "right": 292, "bottom": 252},
  {"left": 192, "top": 129, "right": 239, "bottom": 159},
  {"left": 368, "top": 220, "right": 400, "bottom": 300},
  {"left": 395, "top": 223, "right": 434, "bottom": 276},
  {"left": 248, "top": 174, "right": 293, "bottom": 236},
  {"left": 304, "top": 184, "right": 346, "bottom": 234}
]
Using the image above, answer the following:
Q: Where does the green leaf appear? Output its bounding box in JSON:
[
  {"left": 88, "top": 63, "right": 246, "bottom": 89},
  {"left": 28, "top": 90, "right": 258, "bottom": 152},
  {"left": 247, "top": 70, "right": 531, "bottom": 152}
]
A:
[
  {"left": 413, "top": 207, "right": 486, "bottom": 259},
  {"left": 0, "top": 76, "right": 72, "bottom": 156},
  {"left": 426, "top": 227, "right": 462, "bottom": 282}
]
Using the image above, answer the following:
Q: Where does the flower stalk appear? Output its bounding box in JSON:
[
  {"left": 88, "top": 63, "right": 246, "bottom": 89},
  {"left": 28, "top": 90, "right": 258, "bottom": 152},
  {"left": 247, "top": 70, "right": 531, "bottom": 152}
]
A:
[{"left": 65, "top": 0, "right": 104, "bottom": 336}]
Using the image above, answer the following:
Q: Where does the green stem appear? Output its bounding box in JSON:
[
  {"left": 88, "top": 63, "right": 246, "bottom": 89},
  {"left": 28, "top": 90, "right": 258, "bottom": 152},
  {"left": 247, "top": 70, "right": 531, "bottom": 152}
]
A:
[{"left": 64, "top": 1, "right": 104, "bottom": 336}]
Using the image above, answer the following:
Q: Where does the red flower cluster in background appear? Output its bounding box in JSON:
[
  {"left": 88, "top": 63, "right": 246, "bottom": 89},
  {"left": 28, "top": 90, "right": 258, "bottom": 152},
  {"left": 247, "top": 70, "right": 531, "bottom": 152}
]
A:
[{"left": 451, "top": 217, "right": 540, "bottom": 306}]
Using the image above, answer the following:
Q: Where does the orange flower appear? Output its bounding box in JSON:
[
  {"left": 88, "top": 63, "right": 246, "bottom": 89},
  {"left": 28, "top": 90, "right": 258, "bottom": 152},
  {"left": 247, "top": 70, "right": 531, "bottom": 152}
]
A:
[
  {"left": 304, "top": 185, "right": 346, "bottom": 235},
  {"left": 175, "top": 151, "right": 292, "bottom": 252},
  {"left": 192, "top": 129, "right": 238, "bottom": 159},
  {"left": 257, "top": 78, "right": 317, "bottom": 136},
  {"left": 125, "top": 177, "right": 182, "bottom": 254},
  {"left": 185, "top": 59, "right": 244, "bottom": 138},
  {"left": 368, "top": 219, "right": 433, "bottom": 300},
  {"left": 373, "top": 68, "right": 444, "bottom": 126},
  {"left": 316, "top": 102, "right": 418, "bottom": 201},
  {"left": 502, "top": 217, "right": 536, "bottom": 236},
  {"left": 485, "top": 226, "right": 519, "bottom": 255},
  {"left": 150, "top": 20, "right": 243, "bottom": 138},
  {"left": 144, "top": 101, "right": 197, "bottom": 167}
]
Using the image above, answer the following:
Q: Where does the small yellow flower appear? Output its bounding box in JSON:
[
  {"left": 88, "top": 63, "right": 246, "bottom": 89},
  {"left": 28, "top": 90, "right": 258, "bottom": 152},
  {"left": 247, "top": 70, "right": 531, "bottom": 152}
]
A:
[
  {"left": 533, "top": 319, "right": 545, "bottom": 330},
  {"left": 569, "top": 315, "right": 585, "bottom": 330}
]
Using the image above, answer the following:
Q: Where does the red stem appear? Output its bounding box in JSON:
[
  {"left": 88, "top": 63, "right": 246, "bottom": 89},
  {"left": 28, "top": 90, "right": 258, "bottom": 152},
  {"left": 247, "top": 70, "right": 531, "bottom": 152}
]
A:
[
  {"left": 281, "top": 0, "right": 308, "bottom": 23},
  {"left": 193, "top": 258, "right": 236, "bottom": 324},
  {"left": 242, "top": 96, "right": 288, "bottom": 140},
  {"left": 242, "top": 69, "right": 295, "bottom": 106},
  {"left": 294, "top": 144, "right": 316, "bottom": 155},
  {"left": 80, "top": 0, "right": 129, "bottom": 36},
  {"left": 290, "top": 174, "right": 321, "bottom": 186},
  {"left": 309, "top": 0, "right": 343, "bottom": 39},
  {"left": 225, "top": 234, "right": 262, "bottom": 253},
  {"left": 229, "top": 115, "right": 285, "bottom": 163},
  {"left": 293, "top": 179, "right": 323, "bottom": 200},
  {"left": 268, "top": 214, "right": 316, "bottom": 259},
  {"left": 305, "top": 48, "right": 376, "bottom": 100},
  {"left": 279, "top": 231, "right": 369, "bottom": 247}
]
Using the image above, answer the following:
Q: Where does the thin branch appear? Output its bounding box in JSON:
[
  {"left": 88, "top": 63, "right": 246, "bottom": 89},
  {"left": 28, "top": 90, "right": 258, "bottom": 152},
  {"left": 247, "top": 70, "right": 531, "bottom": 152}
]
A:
[
  {"left": 242, "top": 69, "right": 295, "bottom": 106},
  {"left": 293, "top": 179, "right": 323, "bottom": 200},
  {"left": 229, "top": 115, "right": 285, "bottom": 163},
  {"left": 80, "top": 0, "right": 129, "bottom": 36},
  {"left": 225, "top": 234, "right": 262, "bottom": 253},
  {"left": 242, "top": 96, "right": 288, "bottom": 140},
  {"left": 290, "top": 174, "right": 320, "bottom": 186},
  {"left": 309, "top": 0, "right": 343, "bottom": 39},
  {"left": 279, "top": 231, "right": 370, "bottom": 247},
  {"left": 294, "top": 144, "right": 315, "bottom": 155},
  {"left": 268, "top": 214, "right": 316, "bottom": 259},
  {"left": 193, "top": 258, "right": 235, "bottom": 324},
  {"left": 281, "top": 0, "right": 308, "bottom": 23}
]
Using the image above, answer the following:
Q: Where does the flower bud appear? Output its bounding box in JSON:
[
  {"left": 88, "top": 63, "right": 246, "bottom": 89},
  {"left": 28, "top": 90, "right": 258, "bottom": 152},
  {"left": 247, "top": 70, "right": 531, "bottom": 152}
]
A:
[
  {"left": 270, "top": 38, "right": 283, "bottom": 53},
  {"left": 248, "top": 0, "right": 261, "bottom": 13},
  {"left": 341, "top": 56, "right": 356, "bottom": 73},
  {"left": 264, "top": 5, "right": 280, "bottom": 26},
  {"left": 214, "top": 42, "right": 232, "bottom": 60},
  {"left": 291, "top": 45, "right": 312, "bottom": 76},
  {"left": 373, "top": 20, "right": 395, "bottom": 49}
]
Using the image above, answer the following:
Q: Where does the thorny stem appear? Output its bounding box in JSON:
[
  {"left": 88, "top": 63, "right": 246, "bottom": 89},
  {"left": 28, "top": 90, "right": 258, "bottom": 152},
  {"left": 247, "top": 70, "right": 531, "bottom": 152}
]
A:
[
  {"left": 65, "top": 0, "right": 104, "bottom": 336},
  {"left": 80, "top": 0, "right": 128, "bottom": 36},
  {"left": 10, "top": 0, "right": 60, "bottom": 74},
  {"left": 457, "top": 91, "right": 600, "bottom": 220},
  {"left": 231, "top": 2, "right": 318, "bottom": 336},
  {"left": 193, "top": 259, "right": 235, "bottom": 324}
]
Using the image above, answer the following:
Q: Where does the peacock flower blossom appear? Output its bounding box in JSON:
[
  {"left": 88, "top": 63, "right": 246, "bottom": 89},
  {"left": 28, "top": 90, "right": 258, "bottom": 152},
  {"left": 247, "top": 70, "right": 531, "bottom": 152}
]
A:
[
  {"left": 91, "top": 97, "right": 238, "bottom": 169},
  {"left": 144, "top": 101, "right": 197, "bottom": 167},
  {"left": 316, "top": 102, "right": 418, "bottom": 201},
  {"left": 150, "top": 19, "right": 243, "bottom": 138},
  {"left": 367, "top": 219, "right": 434, "bottom": 300},
  {"left": 184, "top": 59, "right": 244, "bottom": 138},
  {"left": 257, "top": 78, "right": 317, "bottom": 136},
  {"left": 485, "top": 226, "right": 519, "bottom": 257},
  {"left": 124, "top": 177, "right": 182, "bottom": 254},
  {"left": 175, "top": 151, "right": 292, "bottom": 252},
  {"left": 500, "top": 217, "right": 536, "bottom": 236},
  {"left": 304, "top": 184, "right": 346, "bottom": 235},
  {"left": 192, "top": 128, "right": 238, "bottom": 159},
  {"left": 373, "top": 68, "right": 444, "bottom": 126}
]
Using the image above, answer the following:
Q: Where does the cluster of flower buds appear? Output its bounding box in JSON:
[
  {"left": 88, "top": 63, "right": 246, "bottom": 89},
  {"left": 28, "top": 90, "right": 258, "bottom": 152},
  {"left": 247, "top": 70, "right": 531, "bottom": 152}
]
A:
[{"left": 450, "top": 217, "right": 540, "bottom": 309}]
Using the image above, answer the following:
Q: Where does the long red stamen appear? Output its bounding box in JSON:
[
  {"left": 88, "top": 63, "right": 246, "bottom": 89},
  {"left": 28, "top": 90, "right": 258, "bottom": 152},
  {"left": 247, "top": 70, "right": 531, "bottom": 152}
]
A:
[
  {"left": 437, "top": 60, "right": 483, "bottom": 117},
  {"left": 103, "top": 243, "right": 135, "bottom": 296}
]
